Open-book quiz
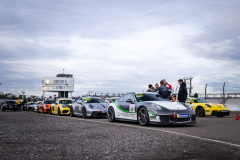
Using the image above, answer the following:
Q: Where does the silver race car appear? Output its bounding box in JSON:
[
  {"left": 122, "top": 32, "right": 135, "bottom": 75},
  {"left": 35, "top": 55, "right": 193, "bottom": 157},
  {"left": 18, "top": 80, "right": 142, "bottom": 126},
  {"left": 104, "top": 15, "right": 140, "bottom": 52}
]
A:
[
  {"left": 107, "top": 92, "right": 196, "bottom": 126},
  {"left": 70, "top": 97, "right": 109, "bottom": 118}
]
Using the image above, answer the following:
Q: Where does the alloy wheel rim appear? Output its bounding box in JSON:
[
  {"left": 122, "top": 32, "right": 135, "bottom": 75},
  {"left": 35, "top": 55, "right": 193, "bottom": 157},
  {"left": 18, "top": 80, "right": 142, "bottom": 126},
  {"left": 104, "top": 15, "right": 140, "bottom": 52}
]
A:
[
  {"left": 138, "top": 108, "right": 147, "bottom": 125},
  {"left": 108, "top": 108, "right": 114, "bottom": 120}
]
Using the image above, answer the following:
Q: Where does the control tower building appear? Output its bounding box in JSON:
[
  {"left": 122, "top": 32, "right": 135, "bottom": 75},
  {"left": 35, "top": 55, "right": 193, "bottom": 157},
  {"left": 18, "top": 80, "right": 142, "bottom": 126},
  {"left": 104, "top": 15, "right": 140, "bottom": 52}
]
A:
[{"left": 42, "top": 73, "right": 74, "bottom": 99}]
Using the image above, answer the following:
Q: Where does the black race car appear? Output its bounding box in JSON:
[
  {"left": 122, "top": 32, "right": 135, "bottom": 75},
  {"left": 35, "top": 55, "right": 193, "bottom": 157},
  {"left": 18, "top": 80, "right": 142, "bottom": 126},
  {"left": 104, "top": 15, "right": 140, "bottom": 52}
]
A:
[{"left": 1, "top": 101, "right": 18, "bottom": 111}]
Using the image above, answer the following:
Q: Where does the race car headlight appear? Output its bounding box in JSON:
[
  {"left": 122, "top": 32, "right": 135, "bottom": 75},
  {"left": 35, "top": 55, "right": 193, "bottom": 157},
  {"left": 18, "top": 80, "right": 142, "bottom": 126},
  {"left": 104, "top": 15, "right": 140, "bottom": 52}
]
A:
[
  {"left": 89, "top": 104, "right": 94, "bottom": 109},
  {"left": 205, "top": 104, "right": 212, "bottom": 108},
  {"left": 61, "top": 105, "right": 66, "bottom": 108},
  {"left": 186, "top": 104, "right": 193, "bottom": 110},
  {"left": 151, "top": 103, "right": 162, "bottom": 110}
]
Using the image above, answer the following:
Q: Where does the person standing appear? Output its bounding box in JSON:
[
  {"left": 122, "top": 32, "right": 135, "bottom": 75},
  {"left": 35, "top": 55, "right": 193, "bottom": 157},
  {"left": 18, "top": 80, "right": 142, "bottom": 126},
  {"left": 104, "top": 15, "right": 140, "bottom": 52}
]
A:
[
  {"left": 155, "top": 83, "right": 159, "bottom": 89},
  {"left": 155, "top": 80, "right": 170, "bottom": 100},
  {"left": 163, "top": 79, "right": 173, "bottom": 98},
  {"left": 17, "top": 99, "right": 22, "bottom": 112},
  {"left": 150, "top": 87, "right": 155, "bottom": 92},
  {"left": 147, "top": 84, "right": 153, "bottom": 92},
  {"left": 178, "top": 79, "right": 187, "bottom": 103}
]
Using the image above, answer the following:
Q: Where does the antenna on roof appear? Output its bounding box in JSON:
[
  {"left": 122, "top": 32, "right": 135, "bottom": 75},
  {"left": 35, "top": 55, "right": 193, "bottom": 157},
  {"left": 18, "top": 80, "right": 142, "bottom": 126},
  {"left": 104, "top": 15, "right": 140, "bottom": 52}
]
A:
[{"left": 63, "top": 68, "right": 65, "bottom": 74}]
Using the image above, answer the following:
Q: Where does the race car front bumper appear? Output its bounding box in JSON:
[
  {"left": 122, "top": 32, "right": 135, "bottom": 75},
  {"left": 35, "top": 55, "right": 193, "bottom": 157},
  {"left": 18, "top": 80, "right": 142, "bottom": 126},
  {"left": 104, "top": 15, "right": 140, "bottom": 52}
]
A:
[
  {"left": 150, "top": 114, "right": 197, "bottom": 125},
  {"left": 211, "top": 111, "right": 230, "bottom": 116},
  {"left": 87, "top": 109, "right": 108, "bottom": 117}
]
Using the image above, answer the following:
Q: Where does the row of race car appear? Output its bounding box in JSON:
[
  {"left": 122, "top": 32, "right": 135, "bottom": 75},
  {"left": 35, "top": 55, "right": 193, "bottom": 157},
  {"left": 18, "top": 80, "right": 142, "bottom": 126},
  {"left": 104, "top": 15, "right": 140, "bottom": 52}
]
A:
[{"left": 1, "top": 92, "right": 230, "bottom": 126}]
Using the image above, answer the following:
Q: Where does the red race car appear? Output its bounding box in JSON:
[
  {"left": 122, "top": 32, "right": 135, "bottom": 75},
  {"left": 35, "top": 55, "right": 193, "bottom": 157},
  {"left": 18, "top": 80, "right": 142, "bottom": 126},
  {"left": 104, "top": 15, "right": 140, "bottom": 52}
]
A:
[{"left": 38, "top": 100, "right": 56, "bottom": 113}]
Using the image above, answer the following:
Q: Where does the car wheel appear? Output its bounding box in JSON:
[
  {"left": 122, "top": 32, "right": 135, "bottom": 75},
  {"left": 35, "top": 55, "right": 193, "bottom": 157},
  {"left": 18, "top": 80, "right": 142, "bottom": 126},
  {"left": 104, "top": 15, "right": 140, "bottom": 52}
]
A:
[
  {"left": 108, "top": 107, "right": 116, "bottom": 122},
  {"left": 70, "top": 108, "right": 75, "bottom": 117},
  {"left": 58, "top": 108, "right": 62, "bottom": 116},
  {"left": 137, "top": 107, "right": 149, "bottom": 126},
  {"left": 82, "top": 107, "right": 86, "bottom": 118},
  {"left": 49, "top": 107, "right": 53, "bottom": 115},
  {"left": 196, "top": 106, "right": 205, "bottom": 117},
  {"left": 2, "top": 107, "right": 5, "bottom": 111}
]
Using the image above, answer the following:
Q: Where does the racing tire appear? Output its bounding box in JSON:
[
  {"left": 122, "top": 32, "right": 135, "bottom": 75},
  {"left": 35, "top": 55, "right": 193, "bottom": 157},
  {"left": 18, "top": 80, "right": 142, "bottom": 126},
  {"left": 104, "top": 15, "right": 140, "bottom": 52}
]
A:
[
  {"left": 49, "top": 108, "right": 53, "bottom": 115},
  {"left": 82, "top": 107, "right": 87, "bottom": 118},
  {"left": 137, "top": 107, "right": 149, "bottom": 126},
  {"left": 58, "top": 108, "right": 62, "bottom": 116},
  {"left": 107, "top": 106, "right": 116, "bottom": 122},
  {"left": 70, "top": 108, "right": 75, "bottom": 117},
  {"left": 2, "top": 107, "right": 5, "bottom": 111},
  {"left": 196, "top": 106, "right": 205, "bottom": 117}
]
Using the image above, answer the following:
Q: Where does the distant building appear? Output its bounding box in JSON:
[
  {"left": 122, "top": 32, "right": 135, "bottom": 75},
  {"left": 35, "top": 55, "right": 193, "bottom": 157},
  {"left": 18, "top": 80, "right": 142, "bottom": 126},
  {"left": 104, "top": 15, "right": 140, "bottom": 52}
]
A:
[{"left": 42, "top": 74, "right": 74, "bottom": 98}]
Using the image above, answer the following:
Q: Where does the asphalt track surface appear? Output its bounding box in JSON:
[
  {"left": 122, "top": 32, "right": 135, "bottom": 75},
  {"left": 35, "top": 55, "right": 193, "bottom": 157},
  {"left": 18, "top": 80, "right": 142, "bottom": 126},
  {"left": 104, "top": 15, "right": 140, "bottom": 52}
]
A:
[{"left": 0, "top": 110, "right": 240, "bottom": 160}]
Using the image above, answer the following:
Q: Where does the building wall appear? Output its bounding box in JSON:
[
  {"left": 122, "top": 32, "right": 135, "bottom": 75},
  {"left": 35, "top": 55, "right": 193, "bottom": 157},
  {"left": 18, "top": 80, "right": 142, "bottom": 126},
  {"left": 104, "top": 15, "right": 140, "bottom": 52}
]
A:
[{"left": 42, "top": 77, "right": 74, "bottom": 92}]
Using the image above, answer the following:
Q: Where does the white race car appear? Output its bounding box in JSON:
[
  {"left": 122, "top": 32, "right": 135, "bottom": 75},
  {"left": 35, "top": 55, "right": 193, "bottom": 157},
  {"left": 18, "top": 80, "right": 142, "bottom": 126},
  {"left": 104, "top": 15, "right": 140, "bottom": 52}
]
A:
[{"left": 107, "top": 92, "right": 196, "bottom": 126}]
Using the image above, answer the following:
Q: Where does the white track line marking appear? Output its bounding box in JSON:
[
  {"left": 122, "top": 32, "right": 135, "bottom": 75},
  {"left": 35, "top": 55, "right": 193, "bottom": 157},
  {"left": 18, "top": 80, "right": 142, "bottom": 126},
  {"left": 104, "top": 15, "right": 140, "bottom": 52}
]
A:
[{"left": 33, "top": 112, "right": 240, "bottom": 148}]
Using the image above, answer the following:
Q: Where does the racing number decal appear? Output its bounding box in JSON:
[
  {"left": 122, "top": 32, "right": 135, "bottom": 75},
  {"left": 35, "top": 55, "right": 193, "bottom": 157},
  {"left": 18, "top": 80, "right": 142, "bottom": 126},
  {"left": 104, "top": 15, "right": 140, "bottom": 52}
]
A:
[{"left": 129, "top": 104, "right": 135, "bottom": 113}]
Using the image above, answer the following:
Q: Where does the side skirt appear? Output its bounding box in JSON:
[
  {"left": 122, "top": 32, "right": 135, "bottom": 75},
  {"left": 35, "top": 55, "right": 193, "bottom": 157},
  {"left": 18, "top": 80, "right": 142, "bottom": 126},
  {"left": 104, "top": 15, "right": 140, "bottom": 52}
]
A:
[{"left": 115, "top": 118, "right": 138, "bottom": 123}]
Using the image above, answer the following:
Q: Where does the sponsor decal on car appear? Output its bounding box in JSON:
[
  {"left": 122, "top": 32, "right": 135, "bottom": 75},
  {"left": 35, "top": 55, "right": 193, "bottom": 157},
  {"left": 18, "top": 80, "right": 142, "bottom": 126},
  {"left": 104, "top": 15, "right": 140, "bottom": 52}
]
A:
[{"left": 177, "top": 114, "right": 190, "bottom": 118}]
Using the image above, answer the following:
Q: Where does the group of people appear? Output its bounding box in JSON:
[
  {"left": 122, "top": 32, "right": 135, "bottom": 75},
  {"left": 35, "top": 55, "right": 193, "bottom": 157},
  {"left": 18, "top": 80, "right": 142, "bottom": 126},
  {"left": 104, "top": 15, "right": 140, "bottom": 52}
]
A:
[{"left": 147, "top": 79, "right": 187, "bottom": 103}]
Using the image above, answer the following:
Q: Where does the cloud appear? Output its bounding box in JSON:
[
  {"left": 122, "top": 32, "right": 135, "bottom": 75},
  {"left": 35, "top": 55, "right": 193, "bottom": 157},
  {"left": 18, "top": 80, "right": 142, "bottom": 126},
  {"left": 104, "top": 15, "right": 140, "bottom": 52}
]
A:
[{"left": 0, "top": 0, "right": 240, "bottom": 97}]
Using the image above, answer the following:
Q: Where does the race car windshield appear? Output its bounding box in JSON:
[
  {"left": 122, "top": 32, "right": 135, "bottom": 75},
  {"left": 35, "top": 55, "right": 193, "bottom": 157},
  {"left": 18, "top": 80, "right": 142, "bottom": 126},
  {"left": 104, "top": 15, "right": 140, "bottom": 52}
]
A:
[
  {"left": 192, "top": 98, "right": 209, "bottom": 103},
  {"left": 6, "top": 101, "right": 16, "bottom": 104},
  {"left": 84, "top": 98, "right": 105, "bottom": 103},
  {"left": 44, "top": 100, "right": 55, "bottom": 104},
  {"left": 135, "top": 94, "right": 164, "bottom": 102},
  {"left": 59, "top": 100, "right": 72, "bottom": 104}
]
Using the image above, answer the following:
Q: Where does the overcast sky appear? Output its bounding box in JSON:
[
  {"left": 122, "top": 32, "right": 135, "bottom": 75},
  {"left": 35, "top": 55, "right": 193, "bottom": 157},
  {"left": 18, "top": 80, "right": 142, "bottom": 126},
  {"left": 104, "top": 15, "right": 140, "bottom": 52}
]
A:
[{"left": 0, "top": 0, "right": 240, "bottom": 97}]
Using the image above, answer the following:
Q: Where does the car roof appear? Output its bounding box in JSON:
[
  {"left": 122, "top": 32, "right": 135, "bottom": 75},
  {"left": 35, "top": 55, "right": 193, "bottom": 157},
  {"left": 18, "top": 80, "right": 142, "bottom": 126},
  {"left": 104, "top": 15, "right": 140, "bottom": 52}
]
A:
[{"left": 83, "top": 97, "right": 101, "bottom": 99}]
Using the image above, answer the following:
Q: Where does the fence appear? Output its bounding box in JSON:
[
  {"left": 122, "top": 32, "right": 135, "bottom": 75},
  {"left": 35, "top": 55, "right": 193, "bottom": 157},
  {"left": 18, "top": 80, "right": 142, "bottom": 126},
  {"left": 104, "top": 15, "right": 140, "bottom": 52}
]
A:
[{"left": 186, "top": 82, "right": 240, "bottom": 104}]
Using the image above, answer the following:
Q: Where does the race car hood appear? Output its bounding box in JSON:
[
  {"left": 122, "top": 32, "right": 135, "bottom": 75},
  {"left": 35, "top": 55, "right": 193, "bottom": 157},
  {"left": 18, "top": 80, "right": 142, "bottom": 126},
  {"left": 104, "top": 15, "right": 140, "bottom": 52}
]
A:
[
  {"left": 205, "top": 103, "right": 229, "bottom": 110},
  {"left": 60, "top": 104, "right": 72, "bottom": 108},
  {"left": 147, "top": 101, "right": 187, "bottom": 110},
  {"left": 88, "top": 103, "right": 108, "bottom": 109}
]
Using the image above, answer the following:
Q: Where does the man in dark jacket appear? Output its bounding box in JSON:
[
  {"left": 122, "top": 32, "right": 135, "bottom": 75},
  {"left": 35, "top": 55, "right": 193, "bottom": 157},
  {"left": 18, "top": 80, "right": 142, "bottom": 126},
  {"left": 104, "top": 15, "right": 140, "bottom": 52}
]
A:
[
  {"left": 154, "top": 80, "right": 170, "bottom": 100},
  {"left": 178, "top": 79, "right": 188, "bottom": 103},
  {"left": 147, "top": 84, "right": 153, "bottom": 92}
]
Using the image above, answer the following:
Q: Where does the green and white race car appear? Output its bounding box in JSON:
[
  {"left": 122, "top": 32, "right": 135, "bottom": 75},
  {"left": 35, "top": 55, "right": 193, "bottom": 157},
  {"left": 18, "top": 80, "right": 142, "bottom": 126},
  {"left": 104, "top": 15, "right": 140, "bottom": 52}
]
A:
[{"left": 107, "top": 92, "right": 196, "bottom": 126}]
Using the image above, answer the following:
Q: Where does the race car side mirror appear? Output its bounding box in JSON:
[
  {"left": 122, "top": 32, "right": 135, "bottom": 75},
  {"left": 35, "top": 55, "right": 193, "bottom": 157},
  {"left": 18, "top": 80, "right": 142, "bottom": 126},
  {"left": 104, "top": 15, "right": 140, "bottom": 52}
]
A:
[
  {"left": 186, "top": 101, "right": 192, "bottom": 104},
  {"left": 40, "top": 103, "right": 42, "bottom": 105},
  {"left": 126, "top": 99, "right": 134, "bottom": 104},
  {"left": 77, "top": 100, "right": 82, "bottom": 104}
]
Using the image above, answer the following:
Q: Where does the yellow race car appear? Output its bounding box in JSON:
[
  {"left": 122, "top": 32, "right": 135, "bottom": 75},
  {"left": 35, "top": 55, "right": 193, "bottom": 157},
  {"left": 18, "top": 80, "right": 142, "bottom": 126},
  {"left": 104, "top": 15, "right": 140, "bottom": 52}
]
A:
[
  {"left": 186, "top": 97, "right": 230, "bottom": 117},
  {"left": 49, "top": 99, "right": 72, "bottom": 116}
]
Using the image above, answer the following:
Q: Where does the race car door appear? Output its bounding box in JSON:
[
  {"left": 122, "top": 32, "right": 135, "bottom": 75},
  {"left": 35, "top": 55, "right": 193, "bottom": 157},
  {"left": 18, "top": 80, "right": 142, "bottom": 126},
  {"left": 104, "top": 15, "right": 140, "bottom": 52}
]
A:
[{"left": 117, "top": 94, "right": 136, "bottom": 120}]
